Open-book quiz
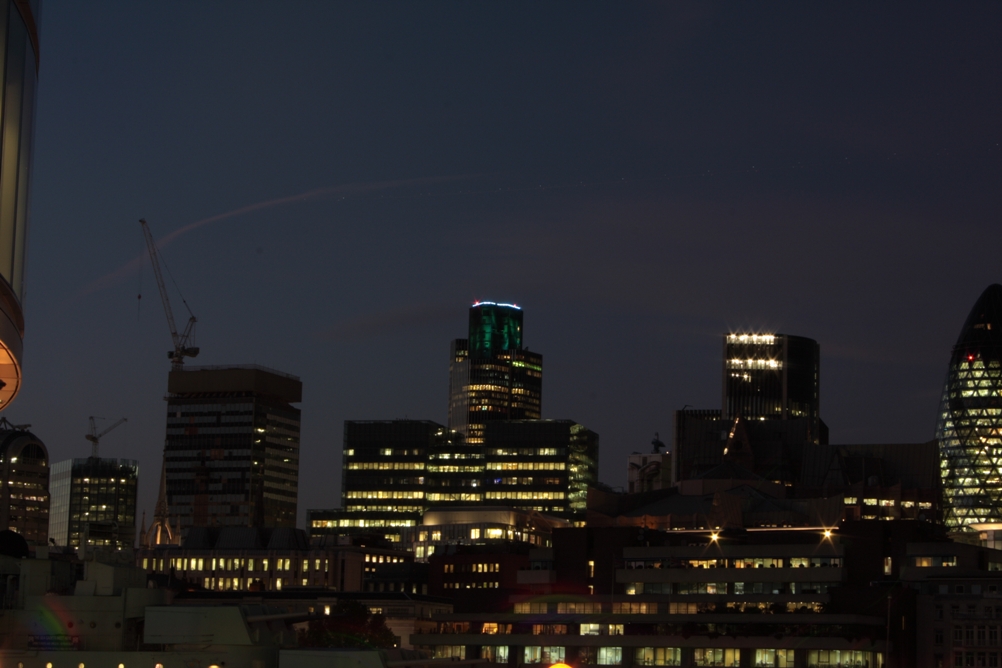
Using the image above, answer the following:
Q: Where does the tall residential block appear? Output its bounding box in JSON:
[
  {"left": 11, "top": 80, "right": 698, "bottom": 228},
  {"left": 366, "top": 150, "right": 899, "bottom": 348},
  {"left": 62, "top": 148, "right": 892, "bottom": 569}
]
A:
[
  {"left": 448, "top": 302, "right": 542, "bottom": 444},
  {"left": 48, "top": 457, "right": 138, "bottom": 550},
  {"left": 164, "top": 365, "right": 301, "bottom": 534},
  {"left": 0, "top": 421, "right": 47, "bottom": 544},
  {"left": 0, "top": 1, "right": 41, "bottom": 409},
  {"left": 937, "top": 283, "right": 1002, "bottom": 529}
]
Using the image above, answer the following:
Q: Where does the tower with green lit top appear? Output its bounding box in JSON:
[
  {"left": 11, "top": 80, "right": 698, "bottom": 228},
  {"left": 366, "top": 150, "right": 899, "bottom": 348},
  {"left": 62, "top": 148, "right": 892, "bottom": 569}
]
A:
[{"left": 448, "top": 302, "right": 543, "bottom": 444}]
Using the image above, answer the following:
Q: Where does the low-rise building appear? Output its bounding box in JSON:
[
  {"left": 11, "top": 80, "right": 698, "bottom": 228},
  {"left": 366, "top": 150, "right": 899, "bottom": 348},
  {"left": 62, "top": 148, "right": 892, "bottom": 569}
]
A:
[
  {"left": 901, "top": 539, "right": 1002, "bottom": 668},
  {"left": 174, "top": 589, "right": 453, "bottom": 649},
  {"left": 138, "top": 526, "right": 414, "bottom": 593},
  {"left": 401, "top": 506, "right": 568, "bottom": 561},
  {"left": 412, "top": 524, "right": 929, "bottom": 666}
]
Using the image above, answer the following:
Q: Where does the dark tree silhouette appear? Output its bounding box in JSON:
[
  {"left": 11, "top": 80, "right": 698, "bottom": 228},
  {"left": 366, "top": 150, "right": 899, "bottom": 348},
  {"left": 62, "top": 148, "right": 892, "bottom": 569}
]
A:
[{"left": 297, "top": 599, "right": 397, "bottom": 649}]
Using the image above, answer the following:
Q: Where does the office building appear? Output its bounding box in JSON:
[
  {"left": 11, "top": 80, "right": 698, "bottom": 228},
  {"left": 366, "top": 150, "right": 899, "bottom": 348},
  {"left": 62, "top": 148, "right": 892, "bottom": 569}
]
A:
[
  {"left": 164, "top": 365, "right": 301, "bottom": 535},
  {"left": 937, "top": 283, "right": 1002, "bottom": 530},
  {"left": 0, "top": 420, "right": 47, "bottom": 544},
  {"left": 448, "top": 302, "right": 542, "bottom": 444},
  {"left": 314, "top": 419, "right": 598, "bottom": 541},
  {"left": 426, "top": 428, "right": 484, "bottom": 508},
  {"left": 723, "top": 332, "right": 821, "bottom": 442},
  {"left": 484, "top": 420, "right": 597, "bottom": 524},
  {"left": 48, "top": 457, "right": 138, "bottom": 550},
  {"left": 0, "top": 1, "right": 40, "bottom": 410},
  {"left": 327, "top": 420, "right": 448, "bottom": 539}
]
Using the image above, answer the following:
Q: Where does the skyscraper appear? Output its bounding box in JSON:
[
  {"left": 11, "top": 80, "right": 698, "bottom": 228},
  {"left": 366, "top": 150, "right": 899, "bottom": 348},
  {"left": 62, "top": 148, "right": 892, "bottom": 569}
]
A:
[
  {"left": 164, "top": 365, "right": 301, "bottom": 534},
  {"left": 448, "top": 302, "right": 542, "bottom": 444},
  {"left": 0, "top": 421, "right": 47, "bottom": 544},
  {"left": 0, "top": 1, "right": 41, "bottom": 410},
  {"left": 723, "top": 332, "right": 822, "bottom": 444},
  {"left": 48, "top": 457, "right": 138, "bottom": 550},
  {"left": 937, "top": 283, "right": 1002, "bottom": 529}
]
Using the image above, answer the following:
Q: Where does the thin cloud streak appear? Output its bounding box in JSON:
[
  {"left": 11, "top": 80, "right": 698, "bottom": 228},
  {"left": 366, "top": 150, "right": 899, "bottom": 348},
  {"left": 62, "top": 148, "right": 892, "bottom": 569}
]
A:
[{"left": 79, "top": 176, "right": 468, "bottom": 296}]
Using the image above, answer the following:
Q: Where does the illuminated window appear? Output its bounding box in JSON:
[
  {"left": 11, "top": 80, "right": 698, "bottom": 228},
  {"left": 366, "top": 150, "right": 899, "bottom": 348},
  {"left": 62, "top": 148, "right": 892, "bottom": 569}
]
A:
[
  {"left": 597, "top": 647, "right": 622, "bottom": 665},
  {"left": 694, "top": 649, "right": 739, "bottom": 667},
  {"left": 634, "top": 648, "right": 681, "bottom": 666}
]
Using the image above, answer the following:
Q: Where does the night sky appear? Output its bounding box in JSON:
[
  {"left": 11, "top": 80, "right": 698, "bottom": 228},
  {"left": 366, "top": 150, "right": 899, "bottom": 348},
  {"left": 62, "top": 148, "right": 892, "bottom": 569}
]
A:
[{"left": 13, "top": 3, "right": 1002, "bottom": 525}]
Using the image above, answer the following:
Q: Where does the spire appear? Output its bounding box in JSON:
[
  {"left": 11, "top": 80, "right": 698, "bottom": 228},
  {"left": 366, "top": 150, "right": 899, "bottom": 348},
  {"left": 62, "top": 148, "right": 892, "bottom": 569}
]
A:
[{"left": 146, "top": 456, "right": 176, "bottom": 546}]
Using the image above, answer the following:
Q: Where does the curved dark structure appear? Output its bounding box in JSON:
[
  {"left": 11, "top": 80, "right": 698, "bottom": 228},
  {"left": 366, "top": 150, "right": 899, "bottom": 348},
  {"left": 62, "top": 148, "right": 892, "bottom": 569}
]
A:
[
  {"left": 936, "top": 283, "right": 1002, "bottom": 529},
  {"left": 0, "top": 0, "right": 41, "bottom": 408}
]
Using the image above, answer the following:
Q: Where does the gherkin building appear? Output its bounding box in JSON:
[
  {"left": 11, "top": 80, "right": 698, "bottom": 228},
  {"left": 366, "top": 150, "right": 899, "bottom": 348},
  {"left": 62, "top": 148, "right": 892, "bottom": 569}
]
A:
[{"left": 937, "top": 283, "right": 1002, "bottom": 529}]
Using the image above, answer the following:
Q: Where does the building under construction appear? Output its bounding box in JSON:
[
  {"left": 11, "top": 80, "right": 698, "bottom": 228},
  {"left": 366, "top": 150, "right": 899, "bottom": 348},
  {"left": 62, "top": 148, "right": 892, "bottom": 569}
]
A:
[{"left": 164, "top": 365, "right": 302, "bottom": 537}]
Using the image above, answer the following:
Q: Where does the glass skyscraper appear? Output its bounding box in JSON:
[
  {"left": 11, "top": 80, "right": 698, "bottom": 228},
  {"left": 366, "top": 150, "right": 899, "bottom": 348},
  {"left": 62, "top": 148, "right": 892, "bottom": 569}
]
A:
[
  {"left": 937, "top": 283, "right": 1002, "bottom": 529},
  {"left": 48, "top": 457, "right": 138, "bottom": 550},
  {"left": 0, "top": 0, "right": 40, "bottom": 410},
  {"left": 448, "top": 302, "right": 542, "bottom": 444}
]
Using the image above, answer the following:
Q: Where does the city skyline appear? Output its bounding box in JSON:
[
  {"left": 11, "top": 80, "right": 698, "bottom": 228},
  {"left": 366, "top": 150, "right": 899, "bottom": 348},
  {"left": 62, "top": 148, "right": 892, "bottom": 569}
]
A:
[{"left": 4, "top": 3, "right": 1000, "bottom": 527}]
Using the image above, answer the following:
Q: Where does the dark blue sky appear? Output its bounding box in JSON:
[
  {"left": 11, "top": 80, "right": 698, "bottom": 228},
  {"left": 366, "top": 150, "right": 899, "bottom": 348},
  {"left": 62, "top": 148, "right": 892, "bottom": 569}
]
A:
[{"left": 14, "top": 2, "right": 1002, "bottom": 524}]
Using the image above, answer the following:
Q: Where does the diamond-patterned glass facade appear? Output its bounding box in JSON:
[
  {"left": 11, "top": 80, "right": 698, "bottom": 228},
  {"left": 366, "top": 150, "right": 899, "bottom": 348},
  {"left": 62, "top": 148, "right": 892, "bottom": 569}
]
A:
[{"left": 937, "top": 283, "right": 1002, "bottom": 529}]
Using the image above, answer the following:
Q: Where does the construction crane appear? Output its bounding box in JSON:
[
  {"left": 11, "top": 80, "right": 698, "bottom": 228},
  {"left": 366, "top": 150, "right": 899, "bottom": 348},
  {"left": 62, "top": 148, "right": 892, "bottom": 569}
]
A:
[
  {"left": 140, "top": 218, "right": 199, "bottom": 370},
  {"left": 86, "top": 416, "right": 127, "bottom": 458}
]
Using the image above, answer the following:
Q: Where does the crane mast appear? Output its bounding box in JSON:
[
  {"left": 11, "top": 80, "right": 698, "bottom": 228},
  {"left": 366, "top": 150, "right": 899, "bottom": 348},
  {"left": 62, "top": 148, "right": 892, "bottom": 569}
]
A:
[
  {"left": 86, "top": 416, "right": 127, "bottom": 458},
  {"left": 140, "top": 218, "right": 199, "bottom": 370}
]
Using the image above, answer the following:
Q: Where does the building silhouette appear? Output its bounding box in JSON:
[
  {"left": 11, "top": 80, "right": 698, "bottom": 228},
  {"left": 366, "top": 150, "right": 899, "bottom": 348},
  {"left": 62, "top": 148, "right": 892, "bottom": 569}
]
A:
[
  {"left": 448, "top": 302, "right": 542, "bottom": 444},
  {"left": 674, "top": 332, "right": 825, "bottom": 484},
  {"left": 164, "top": 365, "right": 302, "bottom": 536},
  {"left": 937, "top": 283, "right": 1002, "bottom": 529},
  {"left": 48, "top": 457, "right": 138, "bottom": 550},
  {"left": 0, "top": 420, "right": 47, "bottom": 544},
  {"left": 0, "top": 2, "right": 41, "bottom": 410}
]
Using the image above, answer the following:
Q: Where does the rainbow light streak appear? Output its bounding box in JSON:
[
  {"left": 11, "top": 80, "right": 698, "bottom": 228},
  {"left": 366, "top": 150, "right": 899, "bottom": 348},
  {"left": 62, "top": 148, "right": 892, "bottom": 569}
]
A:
[{"left": 31, "top": 596, "right": 72, "bottom": 639}]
